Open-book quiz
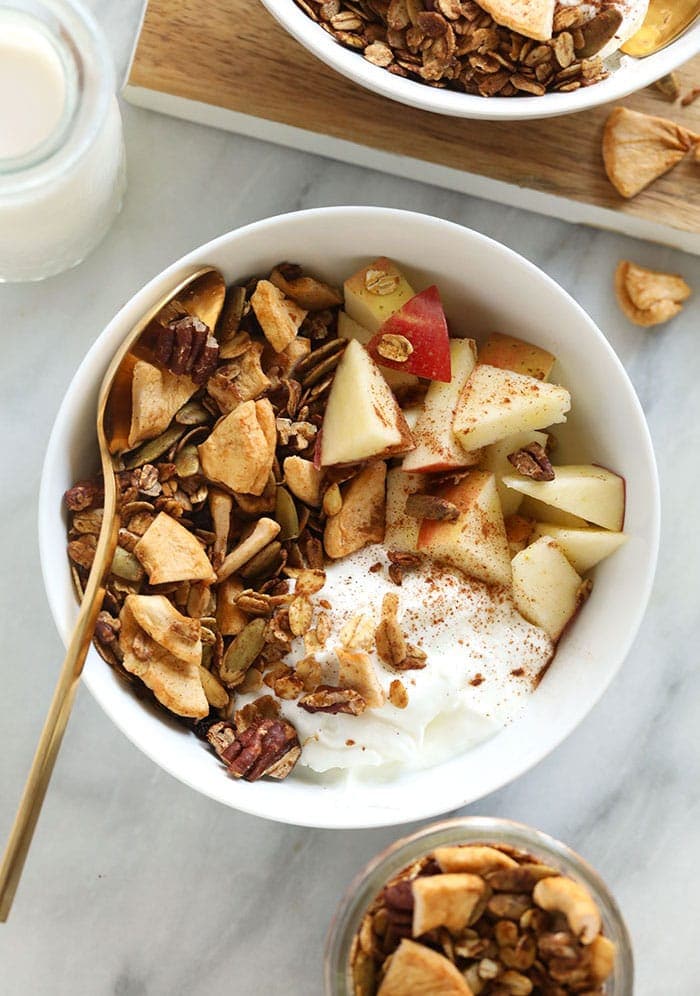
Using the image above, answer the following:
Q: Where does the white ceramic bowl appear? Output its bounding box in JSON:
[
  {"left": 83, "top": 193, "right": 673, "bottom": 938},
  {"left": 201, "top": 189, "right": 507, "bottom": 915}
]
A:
[
  {"left": 39, "top": 207, "right": 659, "bottom": 828},
  {"left": 260, "top": 0, "right": 700, "bottom": 120}
]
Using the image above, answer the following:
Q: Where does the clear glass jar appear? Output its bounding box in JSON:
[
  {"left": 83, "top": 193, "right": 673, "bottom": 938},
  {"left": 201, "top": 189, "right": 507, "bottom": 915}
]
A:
[
  {"left": 325, "top": 817, "right": 633, "bottom": 995},
  {"left": 0, "top": 0, "right": 126, "bottom": 281}
]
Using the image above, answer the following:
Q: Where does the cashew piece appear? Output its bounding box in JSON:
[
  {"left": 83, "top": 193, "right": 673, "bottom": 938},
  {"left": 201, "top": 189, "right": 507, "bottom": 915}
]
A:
[
  {"left": 589, "top": 934, "right": 617, "bottom": 984},
  {"left": 216, "top": 517, "right": 280, "bottom": 582},
  {"left": 532, "top": 876, "right": 602, "bottom": 945}
]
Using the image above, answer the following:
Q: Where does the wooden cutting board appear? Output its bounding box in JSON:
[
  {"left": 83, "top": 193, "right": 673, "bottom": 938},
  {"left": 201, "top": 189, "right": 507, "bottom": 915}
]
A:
[{"left": 124, "top": 0, "right": 700, "bottom": 253}]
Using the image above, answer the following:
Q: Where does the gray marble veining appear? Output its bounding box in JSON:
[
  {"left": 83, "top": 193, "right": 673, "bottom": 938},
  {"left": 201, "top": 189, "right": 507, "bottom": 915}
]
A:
[{"left": 1, "top": 1, "right": 699, "bottom": 993}]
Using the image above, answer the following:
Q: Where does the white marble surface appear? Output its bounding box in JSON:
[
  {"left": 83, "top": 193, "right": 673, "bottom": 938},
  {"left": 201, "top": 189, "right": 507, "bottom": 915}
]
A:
[{"left": 1, "top": 2, "right": 699, "bottom": 993}]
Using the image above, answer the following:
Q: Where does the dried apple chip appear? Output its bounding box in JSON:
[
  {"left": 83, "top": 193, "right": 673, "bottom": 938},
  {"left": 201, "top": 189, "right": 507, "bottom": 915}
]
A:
[
  {"left": 119, "top": 595, "right": 208, "bottom": 719},
  {"left": 603, "top": 107, "right": 698, "bottom": 199},
  {"left": 615, "top": 261, "right": 691, "bottom": 327},
  {"left": 134, "top": 512, "right": 216, "bottom": 584},
  {"left": 377, "top": 939, "right": 472, "bottom": 995}
]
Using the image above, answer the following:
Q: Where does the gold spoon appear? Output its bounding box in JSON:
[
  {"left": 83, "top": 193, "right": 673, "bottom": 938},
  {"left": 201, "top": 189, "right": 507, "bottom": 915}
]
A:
[
  {"left": 621, "top": 0, "right": 700, "bottom": 57},
  {"left": 0, "top": 266, "right": 226, "bottom": 921}
]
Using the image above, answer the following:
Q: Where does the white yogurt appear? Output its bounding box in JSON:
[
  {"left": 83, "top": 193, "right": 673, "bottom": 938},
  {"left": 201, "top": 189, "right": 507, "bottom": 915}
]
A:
[
  {"left": 241, "top": 546, "right": 553, "bottom": 778},
  {"left": 0, "top": 6, "right": 125, "bottom": 282}
]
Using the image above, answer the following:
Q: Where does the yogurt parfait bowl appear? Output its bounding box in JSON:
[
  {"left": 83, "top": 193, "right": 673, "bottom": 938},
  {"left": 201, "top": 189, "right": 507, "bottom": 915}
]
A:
[
  {"left": 39, "top": 206, "right": 659, "bottom": 828},
  {"left": 260, "top": 0, "right": 700, "bottom": 120}
]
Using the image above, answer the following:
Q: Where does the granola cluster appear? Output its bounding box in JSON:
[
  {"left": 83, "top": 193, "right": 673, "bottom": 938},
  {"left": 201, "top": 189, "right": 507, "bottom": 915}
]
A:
[
  {"left": 350, "top": 843, "right": 616, "bottom": 995},
  {"left": 293, "top": 0, "right": 615, "bottom": 97}
]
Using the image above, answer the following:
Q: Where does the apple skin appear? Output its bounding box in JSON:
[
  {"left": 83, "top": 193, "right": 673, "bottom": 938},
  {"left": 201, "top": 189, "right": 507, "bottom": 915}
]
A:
[
  {"left": 337, "top": 311, "right": 418, "bottom": 392},
  {"left": 416, "top": 471, "right": 512, "bottom": 588},
  {"left": 343, "top": 257, "right": 415, "bottom": 333},
  {"left": 402, "top": 339, "right": 481, "bottom": 474},
  {"left": 367, "top": 286, "right": 452, "bottom": 383},
  {"left": 478, "top": 332, "right": 556, "bottom": 381}
]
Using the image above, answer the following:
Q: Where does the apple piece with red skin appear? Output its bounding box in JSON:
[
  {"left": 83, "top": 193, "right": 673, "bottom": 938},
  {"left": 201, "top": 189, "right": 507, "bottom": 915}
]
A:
[
  {"left": 337, "top": 311, "right": 418, "bottom": 392},
  {"left": 367, "top": 286, "right": 452, "bottom": 383},
  {"left": 512, "top": 536, "right": 588, "bottom": 642},
  {"left": 501, "top": 465, "right": 625, "bottom": 532},
  {"left": 402, "top": 339, "right": 482, "bottom": 474},
  {"left": 416, "top": 471, "right": 512, "bottom": 588},
  {"left": 320, "top": 338, "right": 414, "bottom": 467},
  {"left": 478, "top": 332, "right": 556, "bottom": 381}
]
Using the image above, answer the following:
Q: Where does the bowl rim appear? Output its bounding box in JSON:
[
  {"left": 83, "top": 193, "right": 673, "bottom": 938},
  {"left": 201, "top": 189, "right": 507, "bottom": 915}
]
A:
[
  {"left": 39, "top": 206, "right": 660, "bottom": 827},
  {"left": 259, "top": 0, "right": 700, "bottom": 121}
]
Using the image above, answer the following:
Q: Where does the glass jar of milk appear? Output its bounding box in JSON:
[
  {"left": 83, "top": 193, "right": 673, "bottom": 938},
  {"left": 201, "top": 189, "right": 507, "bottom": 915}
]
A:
[{"left": 0, "top": 0, "right": 126, "bottom": 281}]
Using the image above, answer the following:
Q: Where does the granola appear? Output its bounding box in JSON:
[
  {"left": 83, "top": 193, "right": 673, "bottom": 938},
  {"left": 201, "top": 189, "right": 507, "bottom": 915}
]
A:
[
  {"left": 288, "top": 0, "right": 650, "bottom": 99},
  {"left": 349, "top": 842, "right": 617, "bottom": 995}
]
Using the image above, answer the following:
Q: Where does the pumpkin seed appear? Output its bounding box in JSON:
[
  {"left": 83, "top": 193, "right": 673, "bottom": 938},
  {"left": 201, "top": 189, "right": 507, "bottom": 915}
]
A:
[
  {"left": 111, "top": 546, "right": 145, "bottom": 582},
  {"left": 123, "top": 425, "right": 185, "bottom": 469},
  {"left": 218, "top": 285, "right": 247, "bottom": 344},
  {"left": 199, "top": 665, "right": 229, "bottom": 708},
  {"left": 220, "top": 618, "right": 267, "bottom": 686},
  {"left": 275, "top": 486, "right": 300, "bottom": 540},
  {"left": 174, "top": 443, "right": 200, "bottom": 478},
  {"left": 239, "top": 541, "right": 283, "bottom": 579},
  {"left": 175, "top": 401, "right": 211, "bottom": 426},
  {"left": 294, "top": 337, "right": 346, "bottom": 383}
]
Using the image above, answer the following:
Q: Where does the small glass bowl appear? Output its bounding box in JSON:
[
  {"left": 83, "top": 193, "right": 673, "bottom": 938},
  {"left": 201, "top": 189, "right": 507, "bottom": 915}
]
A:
[{"left": 325, "top": 817, "right": 633, "bottom": 995}]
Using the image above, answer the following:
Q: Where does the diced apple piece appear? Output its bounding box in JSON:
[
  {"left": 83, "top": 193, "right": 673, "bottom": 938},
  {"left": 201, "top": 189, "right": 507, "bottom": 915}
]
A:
[
  {"left": 385, "top": 468, "right": 424, "bottom": 552},
  {"left": 518, "top": 494, "right": 589, "bottom": 528},
  {"left": 512, "top": 536, "right": 587, "bottom": 641},
  {"left": 337, "top": 311, "right": 418, "bottom": 392},
  {"left": 367, "top": 286, "right": 451, "bottom": 383},
  {"left": 453, "top": 364, "right": 571, "bottom": 452},
  {"left": 531, "top": 524, "right": 628, "bottom": 573},
  {"left": 501, "top": 465, "right": 625, "bottom": 531},
  {"left": 505, "top": 514, "right": 535, "bottom": 556},
  {"left": 479, "top": 332, "right": 556, "bottom": 381},
  {"left": 403, "top": 339, "right": 481, "bottom": 474},
  {"left": 343, "top": 257, "right": 414, "bottom": 333},
  {"left": 417, "top": 471, "right": 512, "bottom": 588},
  {"left": 480, "top": 430, "right": 548, "bottom": 517},
  {"left": 320, "top": 339, "right": 413, "bottom": 466}
]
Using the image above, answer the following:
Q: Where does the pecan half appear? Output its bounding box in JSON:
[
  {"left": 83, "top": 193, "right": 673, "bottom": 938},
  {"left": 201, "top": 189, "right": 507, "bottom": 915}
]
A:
[
  {"left": 507, "top": 442, "right": 555, "bottom": 481},
  {"left": 405, "top": 493, "right": 460, "bottom": 521},
  {"left": 213, "top": 716, "right": 301, "bottom": 781},
  {"left": 298, "top": 684, "right": 367, "bottom": 715},
  {"left": 154, "top": 315, "right": 220, "bottom": 385}
]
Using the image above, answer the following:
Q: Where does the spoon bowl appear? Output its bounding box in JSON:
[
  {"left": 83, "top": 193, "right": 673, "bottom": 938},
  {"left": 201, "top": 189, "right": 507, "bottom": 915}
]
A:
[{"left": 622, "top": 0, "right": 700, "bottom": 57}]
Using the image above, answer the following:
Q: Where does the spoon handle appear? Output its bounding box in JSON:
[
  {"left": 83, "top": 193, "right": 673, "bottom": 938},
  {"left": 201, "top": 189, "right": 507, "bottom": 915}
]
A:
[{"left": 0, "top": 479, "right": 118, "bottom": 922}]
